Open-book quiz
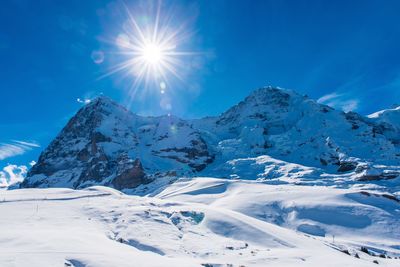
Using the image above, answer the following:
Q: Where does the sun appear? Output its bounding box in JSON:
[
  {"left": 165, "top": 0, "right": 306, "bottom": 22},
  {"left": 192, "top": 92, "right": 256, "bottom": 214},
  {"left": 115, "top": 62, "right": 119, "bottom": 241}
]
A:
[
  {"left": 98, "top": 2, "right": 201, "bottom": 112},
  {"left": 141, "top": 42, "right": 163, "bottom": 65},
  {"left": 101, "top": 2, "right": 197, "bottom": 96}
]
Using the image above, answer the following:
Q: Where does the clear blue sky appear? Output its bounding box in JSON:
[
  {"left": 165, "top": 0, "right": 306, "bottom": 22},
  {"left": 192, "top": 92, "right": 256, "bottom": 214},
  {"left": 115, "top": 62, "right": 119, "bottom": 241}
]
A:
[{"left": 1, "top": 0, "right": 400, "bottom": 170}]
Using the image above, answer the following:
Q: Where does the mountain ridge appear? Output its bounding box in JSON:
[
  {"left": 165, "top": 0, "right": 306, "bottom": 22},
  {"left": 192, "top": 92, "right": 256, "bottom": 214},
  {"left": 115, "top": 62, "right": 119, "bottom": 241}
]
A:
[{"left": 21, "top": 86, "right": 400, "bottom": 190}]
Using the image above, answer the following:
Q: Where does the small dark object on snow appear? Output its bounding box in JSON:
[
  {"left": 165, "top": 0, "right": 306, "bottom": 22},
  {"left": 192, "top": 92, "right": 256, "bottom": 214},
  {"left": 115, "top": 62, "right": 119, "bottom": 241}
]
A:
[
  {"left": 341, "top": 249, "right": 351, "bottom": 255},
  {"left": 361, "top": 246, "right": 370, "bottom": 255},
  {"left": 117, "top": 237, "right": 126, "bottom": 243}
]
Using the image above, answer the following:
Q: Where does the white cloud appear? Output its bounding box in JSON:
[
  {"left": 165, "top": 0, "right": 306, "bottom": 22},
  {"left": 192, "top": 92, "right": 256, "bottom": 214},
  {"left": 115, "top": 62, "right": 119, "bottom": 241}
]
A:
[
  {"left": 317, "top": 92, "right": 359, "bottom": 112},
  {"left": 77, "top": 98, "right": 91, "bottom": 104},
  {"left": 29, "top": 160, "right": 37, "bottom": 167},
  {"left": 0, "top": 164, "right": 27, "bottom": 187},
  {"left": 0, "top": 144, "right": 26, "bottom": 160},
  {"left": 0, "top": 140, "right": 40, "bottom": 160},
  {"left": 317, "top": 93, "right": 341, "bottom": 103}
]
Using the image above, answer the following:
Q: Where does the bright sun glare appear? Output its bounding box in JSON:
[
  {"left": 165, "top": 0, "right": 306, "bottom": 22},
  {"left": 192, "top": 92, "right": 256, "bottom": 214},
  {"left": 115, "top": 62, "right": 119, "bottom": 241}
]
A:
[
  {"left": 141, "top": 42, "right": 163, "bottom": 65},
  {"left": 103, "top": 2, "right": 196, "bottom": 97}
]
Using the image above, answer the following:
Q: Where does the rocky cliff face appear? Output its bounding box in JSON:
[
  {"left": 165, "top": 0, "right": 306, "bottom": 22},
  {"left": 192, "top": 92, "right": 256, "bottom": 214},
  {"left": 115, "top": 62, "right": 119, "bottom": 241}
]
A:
[
  {"left": 22, "top": 87, "right": 400, "bottom": 190},
  {"left": 22, "top": 97, "right": 213, "bottom": 189}
]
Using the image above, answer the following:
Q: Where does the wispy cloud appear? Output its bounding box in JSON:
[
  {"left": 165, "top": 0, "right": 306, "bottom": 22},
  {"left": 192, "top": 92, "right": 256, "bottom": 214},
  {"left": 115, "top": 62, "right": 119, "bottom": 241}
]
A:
[
  {"left": 317, "top": 93, "right": 341, "bottom": 103},
  {"left": 0, "top": 140, "right": 40, "bottom": 160},
  {"left": 12, "top": 140, "right": 40, "bottom": 147},
  {"left": 317, "top": 92, "right": 359, "bottom": 112},
  {"left": 0, "top": 164, "right": 27, "bottom": 187}
]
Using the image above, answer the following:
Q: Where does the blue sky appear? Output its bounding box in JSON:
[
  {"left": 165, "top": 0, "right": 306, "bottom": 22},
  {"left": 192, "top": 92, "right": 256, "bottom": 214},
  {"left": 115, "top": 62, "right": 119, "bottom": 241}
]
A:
[{"left": 1, "top": 0, "right": 400, "bottom": 177}]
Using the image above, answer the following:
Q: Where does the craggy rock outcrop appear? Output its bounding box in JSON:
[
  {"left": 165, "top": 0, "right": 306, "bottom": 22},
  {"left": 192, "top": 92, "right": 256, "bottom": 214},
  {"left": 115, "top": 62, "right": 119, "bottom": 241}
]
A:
[
  {"left": 111, "top": 159, "right": 149, "bottom": 190},
  {"left": 22, "top": 97, "right": 213, "bottom": 190}
]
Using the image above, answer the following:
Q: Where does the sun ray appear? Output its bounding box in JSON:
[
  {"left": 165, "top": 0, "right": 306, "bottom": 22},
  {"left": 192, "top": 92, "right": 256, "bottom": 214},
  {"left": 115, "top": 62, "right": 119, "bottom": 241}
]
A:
[{"left": 99, "top": 2, "right": 200, "bottom": 99}]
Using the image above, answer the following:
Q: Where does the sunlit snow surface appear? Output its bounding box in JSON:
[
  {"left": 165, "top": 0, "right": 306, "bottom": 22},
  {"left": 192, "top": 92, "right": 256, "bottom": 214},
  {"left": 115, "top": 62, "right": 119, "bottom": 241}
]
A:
[{"left": 1, "top": 178, "right": 400, "bottom": 266}]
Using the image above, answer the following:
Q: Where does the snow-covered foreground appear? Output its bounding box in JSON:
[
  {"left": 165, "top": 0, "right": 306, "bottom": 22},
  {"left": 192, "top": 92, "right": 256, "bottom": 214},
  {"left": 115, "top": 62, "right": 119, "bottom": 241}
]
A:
[{"left": 1, "top": 178, "right": 400, "bottom": 266}]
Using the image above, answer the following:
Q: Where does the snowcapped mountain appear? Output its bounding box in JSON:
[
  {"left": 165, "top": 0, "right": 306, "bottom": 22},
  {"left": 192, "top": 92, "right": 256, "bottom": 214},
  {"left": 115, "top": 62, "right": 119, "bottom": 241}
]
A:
[
  {"left": 22, "top": 86, "right": 400, "bottom": 190},
  {"left": 22, "top": 96, "right": 213, "bottom": 189},
  {"left": 6, "top": 87, "right": 400, "bottom": 267},
  {"left": 368, "top": 106, "right": 400, "bottom": 144},
  {"left": 193, "top": 87, "right": 400, "bottom": 181}
]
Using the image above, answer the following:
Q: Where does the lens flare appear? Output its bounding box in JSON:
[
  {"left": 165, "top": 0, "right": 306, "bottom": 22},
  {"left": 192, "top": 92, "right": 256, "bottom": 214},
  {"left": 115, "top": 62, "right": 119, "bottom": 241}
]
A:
[{"left": 102, "top": 2, "right": 197, "bottom": 101}]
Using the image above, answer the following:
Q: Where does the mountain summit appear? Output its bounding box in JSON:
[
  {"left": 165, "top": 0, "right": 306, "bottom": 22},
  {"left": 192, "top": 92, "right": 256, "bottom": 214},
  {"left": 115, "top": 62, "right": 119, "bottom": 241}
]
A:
[
  {"left": 22, "top": 96, "right": 213, "bottom": 189},
  {"left": 22, "top": 87, "right": 400, "bottom": 190}
]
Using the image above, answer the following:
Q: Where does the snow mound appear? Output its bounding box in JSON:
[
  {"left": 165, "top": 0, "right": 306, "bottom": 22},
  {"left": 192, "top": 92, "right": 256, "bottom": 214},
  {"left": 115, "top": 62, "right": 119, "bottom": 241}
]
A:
[{"left": 2, "top": 178, "right": 398, "bottom": 266}]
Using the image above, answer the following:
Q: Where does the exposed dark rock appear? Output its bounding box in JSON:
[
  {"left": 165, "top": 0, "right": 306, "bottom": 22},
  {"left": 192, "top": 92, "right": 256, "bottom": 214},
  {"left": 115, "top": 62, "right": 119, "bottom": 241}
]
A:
[
  {"left": 319, "top": 158, "right": 328, "bottom": 166},
  {"left": 337, "top": 162, "right": 357, "bottom": 172},
  {"left": 341, "top": 249, "right": 351, "bottom": 255},
  {"left": 382, "top": 194, "right": 400, "bottom": 203},
  {"left": 111, "top": 159, "right": 150, "bottom": 190},
  {"left": 361, "top": 247, "right": 371, "bottom": 255},
  {"left": 76, "top": 156, "right": 112, "bottom": 186},
  {"left": 357, "top": 172, "right": 399, "bottom": 181},
  {"left": 360, "top": 191, "right": 371, "bottom": 197},
  {"left": 22, "top": 96, "right": 216, "bottom": 190},
  {"left": 320, "top": 106, "right": 333, "bottom": 113}
]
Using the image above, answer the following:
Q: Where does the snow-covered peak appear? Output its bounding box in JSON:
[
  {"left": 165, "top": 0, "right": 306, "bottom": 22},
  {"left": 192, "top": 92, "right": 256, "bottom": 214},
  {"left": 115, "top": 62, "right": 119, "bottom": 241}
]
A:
[
  {"left": 193, "top": 86, "right": 400, "bottom": 175},
  {"left": 193, "top": 86, "right": 332, "bottom": 144},
  {"left": 213, "top": 86, "right": 325, "bottom": 132},
  {"left": 81, "top": 96, "right": 133, "bottom": 119},
  {"left": 23, "top": 96, "right": 214, "bottom": 189},
  {"left": 22, "top": 86, "right": 400, "bottom": 190},
  {"left": 88, "top": 95, "right": 115, "bottom": 104},
  {"left": 224, "top": 86, "right": 305, "bottom": 114},
  {"left": 245, "top": 85, "right": 303, "bottom": 102},
  {"left": 368, "top": 105, "right": 400, "bottom": 119},
  {"left": 367, "top": 105, "right": 400, "bottom": 144}
]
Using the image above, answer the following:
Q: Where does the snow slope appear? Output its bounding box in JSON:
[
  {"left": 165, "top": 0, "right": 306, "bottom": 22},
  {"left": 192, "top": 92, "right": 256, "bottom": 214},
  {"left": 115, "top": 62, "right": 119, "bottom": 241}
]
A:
[
  {"left": 8, "top": 86, "right": 400, "bottom": 266},
  {"left": 1, "top": 178, "right": 399, "bottom": 266}
]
